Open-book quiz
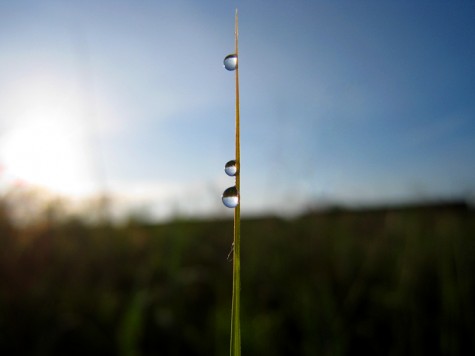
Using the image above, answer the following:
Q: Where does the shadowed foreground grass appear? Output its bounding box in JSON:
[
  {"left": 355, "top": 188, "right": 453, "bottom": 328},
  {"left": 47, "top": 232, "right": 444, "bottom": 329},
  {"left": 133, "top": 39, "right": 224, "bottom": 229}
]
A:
[{"left": 0, "top": 200, "right": 474, "bottom": 355}]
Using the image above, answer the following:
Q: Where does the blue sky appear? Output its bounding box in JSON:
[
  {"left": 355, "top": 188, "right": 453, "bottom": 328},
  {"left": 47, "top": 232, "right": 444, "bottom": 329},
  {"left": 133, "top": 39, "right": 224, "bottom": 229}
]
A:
[{"left": 0, "top": 1, "right": 474, "bottom": 220}]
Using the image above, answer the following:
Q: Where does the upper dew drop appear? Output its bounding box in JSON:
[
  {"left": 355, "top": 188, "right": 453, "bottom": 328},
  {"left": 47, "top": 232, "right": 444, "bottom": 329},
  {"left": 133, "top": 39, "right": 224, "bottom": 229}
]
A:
[
  {"left": 222, "top": 186, "right": 239, "bottom": 208},
  {"left": 225, "top": 160, "right": 238, "bottom": 176},
  {"left": 223, "top": 54, "right": 238, "bottom": 71}
]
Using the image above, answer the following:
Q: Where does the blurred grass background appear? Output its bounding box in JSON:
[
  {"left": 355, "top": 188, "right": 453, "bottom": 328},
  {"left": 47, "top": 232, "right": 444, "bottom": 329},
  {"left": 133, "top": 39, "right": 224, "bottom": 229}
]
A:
[{"left": 0, "top": 195, "right": 474, "bottom": 355}]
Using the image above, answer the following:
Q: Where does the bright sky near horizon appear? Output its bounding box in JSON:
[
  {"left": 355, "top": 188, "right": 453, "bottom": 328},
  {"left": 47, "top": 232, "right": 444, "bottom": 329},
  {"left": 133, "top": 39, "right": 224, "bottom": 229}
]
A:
[{"left": 0, "top": 1, "right": 474, "bottom": 220}]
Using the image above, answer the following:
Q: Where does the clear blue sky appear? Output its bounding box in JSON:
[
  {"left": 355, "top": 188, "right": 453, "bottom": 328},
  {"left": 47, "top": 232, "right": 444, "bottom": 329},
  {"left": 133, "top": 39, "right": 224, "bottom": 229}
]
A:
[{"left": 0, "top": 1, "right": 474, "bottom": 220}]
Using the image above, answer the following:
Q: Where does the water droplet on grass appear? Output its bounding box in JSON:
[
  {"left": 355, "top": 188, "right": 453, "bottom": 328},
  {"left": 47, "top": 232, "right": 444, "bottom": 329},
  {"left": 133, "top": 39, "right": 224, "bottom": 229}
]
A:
[
  {"left": 225, "top": 160, "right": 237, "bottom": 176},
  {"left": 223, "top": 54, "right": 238, "bottom": 71},
  {"left": 222, "top": 186, "right": 239, "bottom": 208}
]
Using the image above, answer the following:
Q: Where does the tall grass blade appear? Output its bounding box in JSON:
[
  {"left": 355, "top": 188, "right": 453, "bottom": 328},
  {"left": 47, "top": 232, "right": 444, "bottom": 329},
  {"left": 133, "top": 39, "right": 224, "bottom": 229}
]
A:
[{"left": 230, "top": 8, "right": 241, "bottom": 356}]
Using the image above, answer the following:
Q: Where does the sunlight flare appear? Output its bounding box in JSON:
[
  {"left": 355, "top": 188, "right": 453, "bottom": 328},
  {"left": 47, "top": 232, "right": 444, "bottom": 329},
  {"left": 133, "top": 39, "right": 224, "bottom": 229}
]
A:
[{"left": 1, "top": 105, "right": 96, "bottom": 197}]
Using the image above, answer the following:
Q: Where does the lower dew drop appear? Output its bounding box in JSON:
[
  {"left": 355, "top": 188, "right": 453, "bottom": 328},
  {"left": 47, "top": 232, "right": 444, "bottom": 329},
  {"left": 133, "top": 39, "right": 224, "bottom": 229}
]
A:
[
  {"left": 225, "top": 160, "right": 238, "bottom": 176},
  {"left": 223, "top": 54, "right": 238, "bottom": 71},
  {"left": 222, "top": 186, "right": 239, "bottom": 208}
]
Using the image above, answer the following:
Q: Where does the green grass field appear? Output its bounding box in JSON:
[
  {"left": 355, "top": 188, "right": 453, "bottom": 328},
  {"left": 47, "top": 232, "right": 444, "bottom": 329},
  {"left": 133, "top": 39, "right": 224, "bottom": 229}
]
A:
[{"left": 0, "top": 201, "right": 474, "bottom": 355}]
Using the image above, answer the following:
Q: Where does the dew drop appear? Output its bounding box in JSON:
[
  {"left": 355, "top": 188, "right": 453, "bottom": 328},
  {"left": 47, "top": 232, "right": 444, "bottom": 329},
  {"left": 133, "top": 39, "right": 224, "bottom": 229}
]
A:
[
  {"left": 224, "top": 160, "right": 238, "bottom": 176},
  {"left": 222, "top": 186, "right": 239, "bottom": 208},
  {"left": 223, "top": 54, "right": 238, "bottom": 71}
]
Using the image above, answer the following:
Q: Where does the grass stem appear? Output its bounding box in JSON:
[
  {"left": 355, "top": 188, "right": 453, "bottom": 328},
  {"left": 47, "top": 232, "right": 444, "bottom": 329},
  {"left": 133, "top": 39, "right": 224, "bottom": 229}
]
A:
[{"left": 230, "top": 8, "right": 241, "bottom": 356}]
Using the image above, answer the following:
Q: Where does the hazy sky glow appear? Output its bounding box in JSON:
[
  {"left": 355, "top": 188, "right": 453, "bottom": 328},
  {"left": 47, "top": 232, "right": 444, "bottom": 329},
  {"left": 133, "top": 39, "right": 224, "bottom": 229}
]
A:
[{"left": 0, "top": 1, "right": 474, "bottom": 220}]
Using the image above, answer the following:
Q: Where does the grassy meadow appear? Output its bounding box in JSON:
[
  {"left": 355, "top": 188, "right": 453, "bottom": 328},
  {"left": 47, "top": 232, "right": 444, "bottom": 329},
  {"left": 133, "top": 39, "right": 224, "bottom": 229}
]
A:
[{"left": 0, "top": 198, "right": 474, "bottom": 355}]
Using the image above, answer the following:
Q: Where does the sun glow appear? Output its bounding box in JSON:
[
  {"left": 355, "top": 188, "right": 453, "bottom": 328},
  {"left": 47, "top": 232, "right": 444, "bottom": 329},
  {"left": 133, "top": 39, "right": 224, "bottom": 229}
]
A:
[{"left": 1, "top": 105, "right": 97, "bottom": 198}]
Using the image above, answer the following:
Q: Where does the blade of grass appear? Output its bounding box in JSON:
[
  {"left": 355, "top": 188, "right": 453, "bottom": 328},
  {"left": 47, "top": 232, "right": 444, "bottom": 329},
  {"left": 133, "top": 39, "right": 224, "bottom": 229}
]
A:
[{"left": 230, "top": 8, "right": 241, "bottom": 356}]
